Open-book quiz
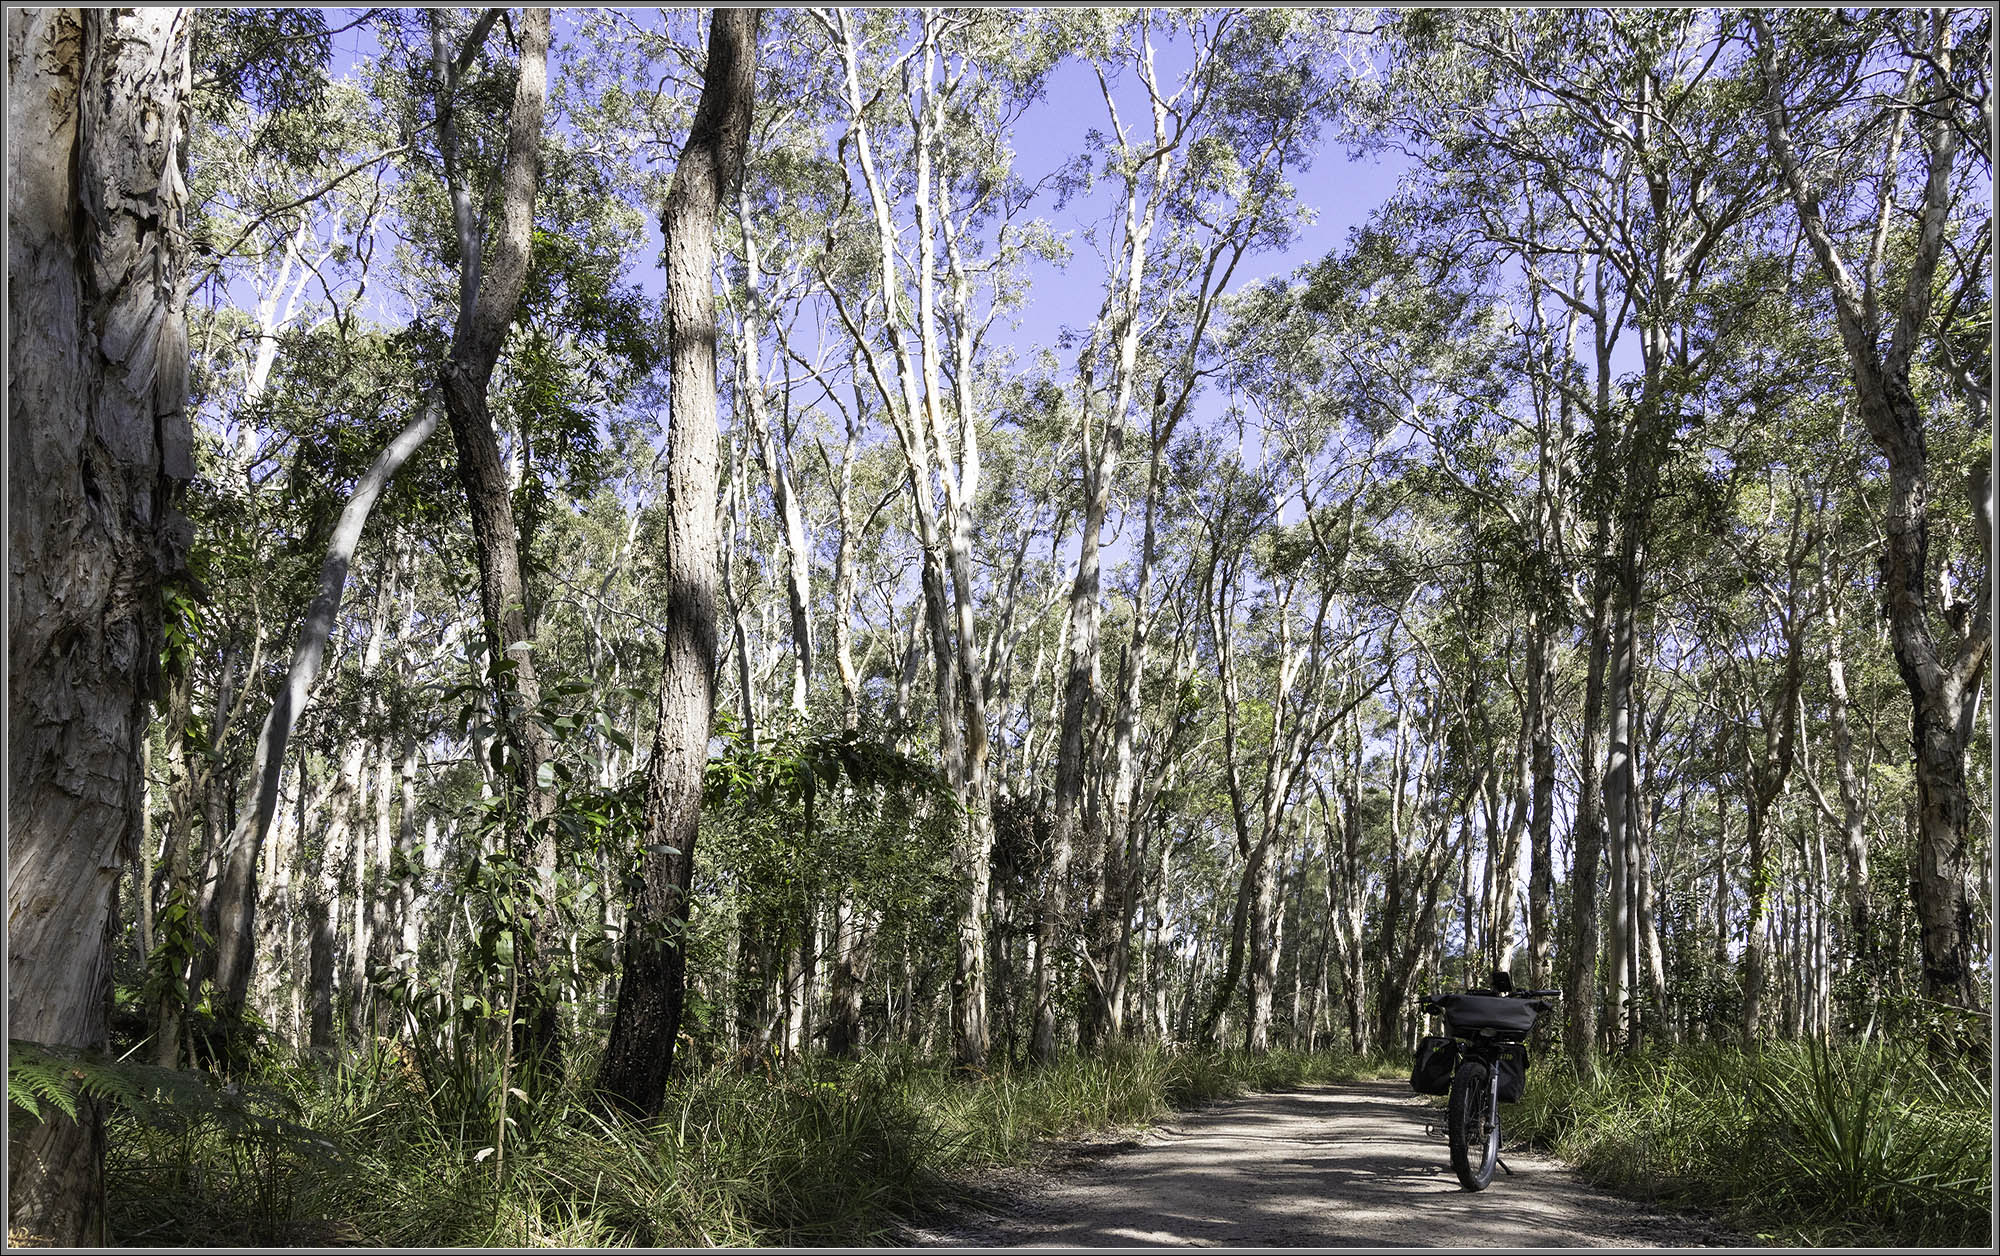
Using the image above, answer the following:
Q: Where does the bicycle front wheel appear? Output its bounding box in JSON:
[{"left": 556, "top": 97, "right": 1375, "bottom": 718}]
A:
[{"left": 1447, "top": 1059, "right": 1499, "bottom": 1190}]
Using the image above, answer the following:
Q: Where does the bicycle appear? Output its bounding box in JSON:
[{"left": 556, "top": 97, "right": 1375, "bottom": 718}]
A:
[{"left": 1411, "top": 972, "right": 1559, "bottom": 1191}]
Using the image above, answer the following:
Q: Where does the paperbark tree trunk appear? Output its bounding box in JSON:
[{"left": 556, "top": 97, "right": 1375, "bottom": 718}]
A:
[
  {"left": 7, "top": 9, "right": 194, "bottom": 1245},
  {"left": 595, "top": 6, "right": 758, "bottom": 1119}
]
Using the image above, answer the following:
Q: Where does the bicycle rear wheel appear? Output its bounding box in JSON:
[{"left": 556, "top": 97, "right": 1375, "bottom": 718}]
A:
[{"left": 1447, "top": 1059, "right": 1499, "bottom": 1190}]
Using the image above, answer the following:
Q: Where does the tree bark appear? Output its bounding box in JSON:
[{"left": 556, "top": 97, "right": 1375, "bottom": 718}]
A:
[
  {"left": 595, "top": 6, "right": 758, "bottom": 1119},
  {"left": 733, "top": 185, "right": 813, "bottom": 718},
  {"left": 7, "top": 9, "right": 194, "bottom": 1244},
  {"left": 1564, "top": 541, "right": 1613, "bottom": 1068}
]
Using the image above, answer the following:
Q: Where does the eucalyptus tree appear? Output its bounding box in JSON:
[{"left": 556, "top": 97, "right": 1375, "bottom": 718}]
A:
[
  {"left": 1179, "top": 441, "right": 1389, "bottom": 1052},
  {"left": 173, "top": 5, "right": 398, "bottom": 1035},
  {"left": 8, "top": 8, "right": 195, "bottom": 1243},
  {"left": 1217, "top": 199, "right": 1537, "bottom": 1046},
  {"left": 1751, "top": 7, "right": 1991, "bottom": 1026},
  {"left": 1703, "top": 465, "right": 1818, "bottom": 1042},
  {"left": 597, "top": 7, "right": 759, "bottom": 1119},
  {"left": 1034, "top": 6, "right": 1350, "bottom": 1060},
  {"left": 202, "top": 2, "right": 661, "bottom": 1055},
  {"left": 1790, "top": 433, "right": 1901, "bottom": 1004},
  {"left": 1376, "top": 7, "right": 1786, "bottom": 1062},
  {"left": 805, "top": 5, "right": 1062, "bottom": 1068},
  {"left": 399, "top": 7, "right": 564, "bottom": 1070}
]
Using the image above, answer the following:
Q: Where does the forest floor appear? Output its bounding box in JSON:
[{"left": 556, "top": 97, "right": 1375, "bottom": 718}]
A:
[{"left": 896, "top": 1079, "right": 1749, "bottom": 1248}]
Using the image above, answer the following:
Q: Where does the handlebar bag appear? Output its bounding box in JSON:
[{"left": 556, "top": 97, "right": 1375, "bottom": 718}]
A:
[
  {"left": 1410, "top": 1035, "right": 1456, "bottom": 1095},
  {"left": 1441, "top": 993, "right": 1539, "bottom": 1035}
]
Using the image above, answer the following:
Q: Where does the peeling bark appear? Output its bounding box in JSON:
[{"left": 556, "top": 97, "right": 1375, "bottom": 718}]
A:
[{"left": 7, "top": 8, "right": 194, "bottom": 1244}]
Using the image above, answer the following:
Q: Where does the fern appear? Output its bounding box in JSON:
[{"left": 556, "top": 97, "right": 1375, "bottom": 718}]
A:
[
  {"left": 9, "top": 1052, "right": 82, "bottom": 1121},
  {"left": 8, "top": 1041, "right": 338, "bottom": 1162}
]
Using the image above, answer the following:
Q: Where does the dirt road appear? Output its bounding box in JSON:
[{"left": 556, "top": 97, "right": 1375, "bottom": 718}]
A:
[{"left": 904, "top": 1080, "right": 1743, "bottom": 1248}]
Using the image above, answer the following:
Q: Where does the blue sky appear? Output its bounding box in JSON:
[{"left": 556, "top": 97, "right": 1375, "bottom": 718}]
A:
[{"left": 319, "top": 7, "right": 1408, "bottom": 386}]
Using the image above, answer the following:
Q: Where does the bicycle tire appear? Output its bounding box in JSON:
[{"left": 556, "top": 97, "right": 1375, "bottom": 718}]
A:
[{"left": 1447, "top": 1059, "right": 1499, "bottom": 1190}]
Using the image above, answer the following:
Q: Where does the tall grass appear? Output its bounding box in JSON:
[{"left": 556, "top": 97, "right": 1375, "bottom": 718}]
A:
[
  {"left": 102, "top": 1040, "right": 1397, "bottom": 1247},
  {"left": 1508, "top": 1040, "right": 1992, "bottom": 1247}
]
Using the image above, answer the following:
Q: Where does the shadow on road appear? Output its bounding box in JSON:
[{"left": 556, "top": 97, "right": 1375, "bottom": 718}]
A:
[{"left": 911, "top": 1079, "right": 1740, "bottom": 1249}]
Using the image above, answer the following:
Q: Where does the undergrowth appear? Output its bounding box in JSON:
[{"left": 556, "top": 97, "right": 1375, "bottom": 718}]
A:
[
  {"left": 96, "top": 1040, "right": 1395, "bottom": 1247},
  {"left": 1508, "top": 1040, "right": 1992, "bottom": 1248}
]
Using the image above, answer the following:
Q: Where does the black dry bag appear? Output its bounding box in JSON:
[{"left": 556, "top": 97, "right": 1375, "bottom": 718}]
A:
[
  {"left": 1411, "top": 1035, "right": 1457, "bottom": 1095},
  {"left": 1496, "top": 1042, "right": 1529, "bottom": 1103}
]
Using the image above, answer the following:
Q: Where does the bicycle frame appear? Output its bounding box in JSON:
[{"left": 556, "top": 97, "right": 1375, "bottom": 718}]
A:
[{"left": 1417, "top": 985, "right": 1557, "bottom": 1191}]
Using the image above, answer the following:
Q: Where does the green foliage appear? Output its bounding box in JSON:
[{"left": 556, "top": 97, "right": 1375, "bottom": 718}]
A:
[
  {"left": 696, "top": 716, "right": 963, "bottom": 1056},
  {"left": 102, "top": 1041, "right": 1386, "bottom": 1247},
  {"left": 1509, "top": 1043, "right": 1991, "bottom": 1247},
  {"left": 10, "top": 1040, "right": 333, "bottom": 1183},
  {"left": 193, "top": 8, "right": 332, "bottom": 121}
]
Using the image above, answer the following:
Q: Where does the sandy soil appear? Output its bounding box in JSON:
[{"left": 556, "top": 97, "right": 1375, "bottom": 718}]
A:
[{"left": 900, "top": 1079, "right": 1747, "bottom": 1248}]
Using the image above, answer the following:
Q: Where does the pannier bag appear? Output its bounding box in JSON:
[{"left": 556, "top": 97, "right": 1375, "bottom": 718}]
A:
[
  {"left": 1440, "top": 993, "right": 1539, "bottom": 1036},
  {"left": 1410, "top": 1035, "right": 1457, "bottom": 1095},
  {"left": 1496, "top": 1042, "right": 1529, "bottom": 1102}
]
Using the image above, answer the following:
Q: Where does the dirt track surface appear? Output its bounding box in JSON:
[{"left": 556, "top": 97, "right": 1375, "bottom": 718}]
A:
[{"left": 903, "top": 1080, "right": 1745, "bottom": 1248}]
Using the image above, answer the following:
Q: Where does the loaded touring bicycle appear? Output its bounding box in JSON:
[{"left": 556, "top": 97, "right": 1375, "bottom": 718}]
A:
[{"left": 1410, "top": 970, "right": 1558, "bottom": 1190}]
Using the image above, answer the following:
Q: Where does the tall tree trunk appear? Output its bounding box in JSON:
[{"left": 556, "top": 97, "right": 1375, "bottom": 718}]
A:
[
  {"left": 1603, "top": 606, "right": 1634, "bottom": 1049},
  {"left": 1818, "top": 583, "right": 1873, "bottom": 976},
  {"left": 595, "top": 7, "right": 758, "bottom": 1119},
  {"left": 206, "top": 401, "right": 438, "bottom": 1018},
  {"left": 1738, "top": 617, "right": 1808, "bottom": 1046},
  {"left": 1635, "top": 794, "right": 1669, "bottom": 1043},
  {"left": 152, "top": 670, "right": 198, "bottom": 1068},
  {"left": 428, "top": 5, "right": 559, "bottom": 1072},
  {"left": 1756, "top": 13, "right": 1988, "bottom": 1030},
  {"left": 826, "top": 891, "right": 871, "bottom": 1058},
  {"left": 1564, "top": 545, "right": 1614, "bottom": 1069},
  {"left": 734, "top": 185, "right": 813, "bottom": 718},
  {"left": 7, "top": 9, "right": 194, "bottom": 1245}
]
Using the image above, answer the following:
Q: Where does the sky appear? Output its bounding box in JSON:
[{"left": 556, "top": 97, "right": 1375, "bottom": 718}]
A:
[
  {"left": 992, "top": 25, "right": 1408, "bottom": 367},
  {"left": 322, "top": 7, "right": 1408, "bottom": 385},
  {"left": 309, "top": 8, "right": 1414, "bottom": 545}
]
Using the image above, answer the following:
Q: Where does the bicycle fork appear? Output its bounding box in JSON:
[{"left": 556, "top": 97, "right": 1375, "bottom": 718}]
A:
[{"left": 1486, "top": 1056, "right": 1513, "bottom": 1176}]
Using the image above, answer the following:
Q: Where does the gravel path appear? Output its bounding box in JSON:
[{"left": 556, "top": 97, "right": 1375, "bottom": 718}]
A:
[{"left": 903, "top": 1079, "right": 1745, "bottom": 1248}]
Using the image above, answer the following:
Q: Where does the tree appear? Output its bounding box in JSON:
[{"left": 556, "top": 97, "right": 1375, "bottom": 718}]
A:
[
  {"left": 1752, "top": 8, "right": 1990, "bottom": 1030},
  {"left": 597, "top": 6, "right": 760, "bottom": 1119},
  {"left": 425, "top": 5, "right": 560, "bottom": 1068},
  {"left": 206, "top": 397, "right": 437, "bottom": 1020},
  {"left": 807, "top": 6, "right": 1060, "bottom": 1069},
  {"left": 7, "top": 8, "right": 195, "bottom": 1243}
]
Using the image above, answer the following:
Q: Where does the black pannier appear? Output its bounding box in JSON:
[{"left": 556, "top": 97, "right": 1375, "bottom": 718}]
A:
[
  {"left": 1410, "top": 1035, "right": 1457, "bottom": 1095},
  {"left": 1441, "top": 993, "right": 1538, "bottom": 1036},
  {"left": 1496, "top": 1042, "right": 1529, "bottom": 1102}
]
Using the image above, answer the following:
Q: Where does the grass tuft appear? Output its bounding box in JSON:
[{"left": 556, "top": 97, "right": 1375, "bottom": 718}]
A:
[{"left": 1508, "top": 1041, "right": 1991, "bottom": 1248}]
